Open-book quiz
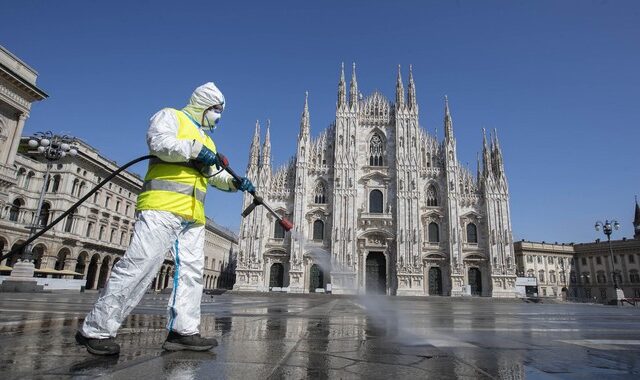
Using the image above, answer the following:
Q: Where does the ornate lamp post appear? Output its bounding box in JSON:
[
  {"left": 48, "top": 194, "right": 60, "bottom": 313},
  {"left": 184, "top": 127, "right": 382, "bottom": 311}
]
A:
[
  {"left": 9, "top": 132, "right": 78, "bottom": 283},
  {"left": 595, "top": 219, "right": 623, "bottom": 304}
]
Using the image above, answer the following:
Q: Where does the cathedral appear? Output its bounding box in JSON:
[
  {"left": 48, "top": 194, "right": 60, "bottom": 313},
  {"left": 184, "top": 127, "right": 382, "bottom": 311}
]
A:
[{"left": 234, "top": 64, "right": 517, "bottom": 297}]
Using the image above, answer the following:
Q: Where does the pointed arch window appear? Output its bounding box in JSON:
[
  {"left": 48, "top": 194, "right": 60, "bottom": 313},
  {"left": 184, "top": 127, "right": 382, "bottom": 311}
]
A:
[
  {"left": 369, "top": 190, "right": 383, "bottom": 213},
  {"left": 466, "top": 223, "right": 478, "bottom": 243},
  {"left": 369, "top": 133, "right": 384, "bottom": 166},
  {"left": 426, "top": 185, "right": 438, "bottom": 207},
  {"left": 313, "top": 220, "right": 324, "bottom": 241},
  {"left": 428, "top": 222, "right": 440, "bottom": 243},
  {"left": 314, "top": 182, "right": 326, "bottom": 204}
]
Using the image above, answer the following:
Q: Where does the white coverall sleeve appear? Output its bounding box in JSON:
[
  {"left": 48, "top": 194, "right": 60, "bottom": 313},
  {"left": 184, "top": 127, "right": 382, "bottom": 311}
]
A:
[
  {"left": 207, "top": 169, "right": 238, "bottom": 192},
  {"left": 147, "top": 109, "right": 203, "bottom": 162}
]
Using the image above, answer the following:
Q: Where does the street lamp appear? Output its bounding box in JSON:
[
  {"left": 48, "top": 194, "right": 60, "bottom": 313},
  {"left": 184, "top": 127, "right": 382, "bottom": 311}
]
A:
[
  {"left": 595, "top": 219, "right": 622, "bottom": 303},
  {"left": 20, "top": 132, "right": 78, "bottom": 264}
]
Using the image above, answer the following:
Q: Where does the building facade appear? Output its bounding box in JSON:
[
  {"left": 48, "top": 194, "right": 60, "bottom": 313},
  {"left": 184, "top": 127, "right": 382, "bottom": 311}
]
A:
[
  {"left": 0, "top": 45, "right": 48, "bottom": 203},
  {"left": 204, "top": 218, "right": 238, "bottom": 290},
  {"left": 0, "top": 45, "right": 238, "bottom": 292},
  {"left": 515, "top": 202, "right": 640, "bottom": 302},
  {"left": 235, "top": 64, "right": 517, "bottom": 297},
  {"left": 0, "top": 138, "right": 151, "bottom": 289}
]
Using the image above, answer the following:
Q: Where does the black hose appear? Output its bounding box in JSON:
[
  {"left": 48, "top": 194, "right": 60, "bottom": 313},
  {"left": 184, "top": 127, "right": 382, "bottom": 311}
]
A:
[{"left": 0, "top": 155, "right": 155, "bottom": 262}]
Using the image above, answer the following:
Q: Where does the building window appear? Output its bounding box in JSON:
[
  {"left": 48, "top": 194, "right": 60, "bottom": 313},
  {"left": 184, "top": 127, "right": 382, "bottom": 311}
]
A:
[
  {"left": 596, "top": 271, "right": 606, "bottom": 284},
  {"left": 630, "top": 270, "right": 640, "bottom": 283},
  {"left": 314, "top": 182, "right": 326, "bottom": 204},
  {"left": 64, "top": 209, "right": 74, "bottom": 233},
  {"left": 548, "top": 256, "right": 554, "bottom": 264},
  {"left": 426, "top": 185, "right": 438, "bottom": 207},
  {"left": 596, "top": 256, "right": 602, "bottom": 265},
  {"left": 549, "top": 271, "right": 556, "bottom": 283},
  {"left": 105, "top": 196, "right": 111, "bottom": 209},
  {"left": 581, "top": 257, "right": 587, "bottom": 265},
  {"left": 120, "top": 231, "right": 126, "bottom": 245},
  {"left": 126, "top": 204, "right": 130, "bottom": 216},
  {"left": 537, "top": 256, "right": 542, "bottom": 264},
  {"left": 99, "top": 226, "right": 105, "bottom": 241},
  {"left": 72, "top": 179, "right": 79, "bottom": 196},
  {"left": 570, "top": 272, "right": 577, "bottom": 284},
  {"left": 560, "top": 271, "right": 566, "bottom": 283},
  {"left": 369, "top": 190, "right": 383, "bottom": 213},
  {"left": 25, "top": 172, "right": 34, "bottom": 190},
  {"left": 51, "top": 175, "right": 61, "bottom": 193},
  {"left": 613, "top": 255, "right": 618, "bottom": 264},
  {"left": 204, "top": 257, "right": 209, "bottom": 269},
  {"left": 538, "top": 270, "right": 545, "bottom": 283},
  {"left": 313, "top": 220, "right": 324, "bottom": 241},
  {"left": 94, "top": 191, "right": 100, "bottom": 204},
  {"left": 9, "top": 198, "right": 23, "bottom": 222},
  {"left": 110, "top": 228, "right": 116, "bottom": 243},
  {"left": 466, "top": 223, "right": 478, "bottom": 243},
  {"left": 38, "top": 202, "right": 51, "bottom": 227},
  {"left": 86, "top": 222, "right": 94, "bottom": 238},
  {"left": 428, "top": 222, "right": 439, "bottom": 243},
  {"left": 582, "top": 272, "right": 590, "bottom": 284},
  {"left": 273, "top": 220, "right": 285, "bottom": 239},
  {"left": 116, "top": 200, "right": 121, "bottom": 213},
  {"left": 78, "top": 181, "right": 86, "bottom": 196},
  {"left": 369, "top": 133, "right": 384, "bottom": 166},
  {"left": 614, "top": 271, "right": 622, "bottom": 284},
  {"left": 526, "top": 269, "right": 534, "bottom": 278},
  {"left": 16, "top": 168, "right": 26, "bottom": 187},
  {"left": 629, "top": 254, "right": 636, "bottom": 264}
]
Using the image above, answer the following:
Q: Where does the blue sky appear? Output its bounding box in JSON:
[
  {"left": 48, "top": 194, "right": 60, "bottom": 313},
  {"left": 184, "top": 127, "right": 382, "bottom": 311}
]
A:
[{"left": 2, "top": 0, "right": 639, "bottom": 242}]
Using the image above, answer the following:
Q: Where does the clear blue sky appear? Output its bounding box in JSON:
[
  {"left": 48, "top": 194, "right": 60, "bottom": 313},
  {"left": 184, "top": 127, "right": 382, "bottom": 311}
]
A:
[{"left": 2, "top": 0, "right": 639, "bottom": 243}]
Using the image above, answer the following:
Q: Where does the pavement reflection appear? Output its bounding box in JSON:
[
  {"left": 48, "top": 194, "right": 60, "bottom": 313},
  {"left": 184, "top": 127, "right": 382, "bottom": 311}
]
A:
[{"left": 0, "top": 293, "right": 639, "bottom": 379}]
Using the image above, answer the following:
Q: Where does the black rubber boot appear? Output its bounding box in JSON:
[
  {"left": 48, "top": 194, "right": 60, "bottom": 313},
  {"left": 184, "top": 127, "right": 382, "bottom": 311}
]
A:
[
  {"left": 162, "top": 331, "right": 218, "bottom": 351},
  {"left": 75, "top": 331, "right": 120, "bottom": 356}
]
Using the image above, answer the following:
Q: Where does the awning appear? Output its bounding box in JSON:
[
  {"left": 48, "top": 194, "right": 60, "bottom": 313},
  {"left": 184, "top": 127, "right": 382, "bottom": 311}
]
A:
[
  {"left": 0, "top": 265, "right": 13, "bottom": 271},
  {"left": 34, "top": 268, "right": 83, "bottom": 276}
]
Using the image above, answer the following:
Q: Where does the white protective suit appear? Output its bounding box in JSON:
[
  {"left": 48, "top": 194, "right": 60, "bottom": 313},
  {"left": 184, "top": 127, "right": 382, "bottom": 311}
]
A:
[{"left": 81, "top": 83, "right": 236, "bottom": 339}]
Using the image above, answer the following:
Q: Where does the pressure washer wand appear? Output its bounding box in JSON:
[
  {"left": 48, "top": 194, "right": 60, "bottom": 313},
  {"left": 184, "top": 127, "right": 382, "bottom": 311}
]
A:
[{"left": 216, "top": 153, "right": 293, "bottom": 232}]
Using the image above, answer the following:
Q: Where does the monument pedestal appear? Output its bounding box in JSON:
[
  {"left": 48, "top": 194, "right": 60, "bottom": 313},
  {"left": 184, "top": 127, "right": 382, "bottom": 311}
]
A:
[{"left": 0, "top": 261, "right": 45, "bottom": 292}]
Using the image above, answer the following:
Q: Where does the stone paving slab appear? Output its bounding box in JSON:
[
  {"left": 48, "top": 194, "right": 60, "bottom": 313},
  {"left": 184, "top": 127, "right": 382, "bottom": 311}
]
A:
[{"left": 0, "top": 292, "right": 639, "bottom": 379}]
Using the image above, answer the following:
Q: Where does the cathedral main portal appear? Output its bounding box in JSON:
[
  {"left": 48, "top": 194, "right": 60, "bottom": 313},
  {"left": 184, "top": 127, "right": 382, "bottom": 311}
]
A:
[{"left": 365, "top": 252, "right": 387, "bottom": 294}]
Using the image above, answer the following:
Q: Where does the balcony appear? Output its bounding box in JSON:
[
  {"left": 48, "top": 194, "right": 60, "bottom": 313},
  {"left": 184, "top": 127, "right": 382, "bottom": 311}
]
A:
[{"left": 359, "top": 212, "right": 393, "bottom": 229}]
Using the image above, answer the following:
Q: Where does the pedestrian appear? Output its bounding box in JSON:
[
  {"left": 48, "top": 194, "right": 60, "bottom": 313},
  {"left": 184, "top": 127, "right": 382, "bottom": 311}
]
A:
[{"left": 75, "top": 83, "right": 254, "bottom": 355}]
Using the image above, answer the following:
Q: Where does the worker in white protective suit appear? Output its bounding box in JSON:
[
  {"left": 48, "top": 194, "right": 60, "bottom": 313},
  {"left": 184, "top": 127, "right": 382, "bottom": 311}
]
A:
[{"left": 75, "top": 83, "right": 255, "bottom": 355}]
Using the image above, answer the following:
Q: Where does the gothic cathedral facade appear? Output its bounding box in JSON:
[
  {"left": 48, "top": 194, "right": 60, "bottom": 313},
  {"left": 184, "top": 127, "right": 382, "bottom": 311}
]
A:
[{"left": 234, "top": 64, "right": 517, "bottom": 297}]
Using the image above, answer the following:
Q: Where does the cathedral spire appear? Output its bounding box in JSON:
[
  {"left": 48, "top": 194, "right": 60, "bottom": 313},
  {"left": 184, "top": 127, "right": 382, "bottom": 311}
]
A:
[
  {"left": 482, "top": 128, "right": 492, "bottom": 178},
  {"left": 261, "top": 120, "right": 271, "bottom": 170},
  {"left": 634, "top": 195, "right": 640, "bottom": 239},
  {"left": 444, "top": 95, "right": 454, "bottom": 141},
  {"left": 299, "top": 91, "right": 310, "bottom": 140},
  {"left": 395, "top": 64, "right": 405, "bottom": 109},
  {"left": 248, "top": 120, "right": 261, "bottom": 170},
  {"left": 337, "top": 62, "right": 346, "bottom": 109},
  {"left": 349, "top": 62, "right": 358, "bottom": 109},
  {"left": 492, "top": 128, "right": 505, "bottom": 177},
  {"left": 407, "top": 64, "right": 417, "bottom": 110}
]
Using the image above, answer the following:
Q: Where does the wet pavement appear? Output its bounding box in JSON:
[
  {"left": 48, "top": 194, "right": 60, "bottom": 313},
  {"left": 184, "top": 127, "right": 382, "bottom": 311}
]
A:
[{"left": 0, "top": 293, "right": 639, "bottom": 379}]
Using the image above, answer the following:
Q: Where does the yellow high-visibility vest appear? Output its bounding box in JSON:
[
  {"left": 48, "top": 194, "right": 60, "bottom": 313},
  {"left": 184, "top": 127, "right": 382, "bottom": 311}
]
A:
[{"left": 136, "top": 109, "right": 216, "bottom": 224}]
